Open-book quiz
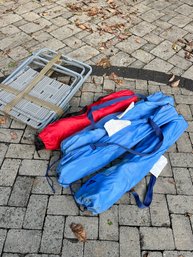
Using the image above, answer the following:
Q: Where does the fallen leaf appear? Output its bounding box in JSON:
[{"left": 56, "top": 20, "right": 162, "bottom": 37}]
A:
[
  {"left": 3, "top": 49, "right": 11, "bottom": 56},
  {"left": 107, "top": 219, "right": 113, "bottom": 225},
  {"left": 0, "top": 116, "right": 6, "bottom": 125},
  {"left": 143, "top": 253, "right": 149, "bottom": 257},
  {"left": 10, "top": 131, "right": 18, "bottom": 140},
  {"left": 66, "top": 3, "right": 82, "bottom": 12},
  {"left": 87, "top": 7, "right": 100, "bottom": 16},
  {"left": 107, "top": 0, "right": 114, "bottom": 4},
  {"left": 75, "top": 19, "right": 93, "bottom": 32},
  {"left": 118, "top": 34, "right": 129, "bottom": 41},
  {"left": 169, "top": 74, "right": 175, "bottom": 82},
  {"left": 170, "top": 79, "right": 180, "bottom": 88},
  {"left": 185, "top": 51, "right": 192, "bottom": 59},
  {"left": 167, "top": 179, "right": 176, "bottom": 185},
  {"left": 177, "top": 38, "right": 186, "bottom": 44},
  {"left": 172, "top": 42, "right": 178, "bottom": 51},
  {"left": 109, "top": 72, "right": 123, "bottom": 85},
  {"left": 135, "top": 38, "right": 141, "bottom": 44},
  {"left": 109, "top": 72, "right": 118, "bottom": 80},
  {"left": 97, "top": 57, "right": 111, "bottom": 68},
  {"left": 70, "top": 223, "right": 87, "bottom": 242},
  {"left": 185, "top": 212, "right": 193, "bottom": 217}
]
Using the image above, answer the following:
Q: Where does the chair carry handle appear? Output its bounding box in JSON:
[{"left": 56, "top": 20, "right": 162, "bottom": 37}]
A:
[{"left": 90, "top": 118, "right": 164, "bottom": 157}]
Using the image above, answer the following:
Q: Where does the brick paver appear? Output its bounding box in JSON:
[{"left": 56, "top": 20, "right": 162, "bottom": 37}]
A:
[{"left": 0, "top": 0, "right": 193, "bottom": 256}]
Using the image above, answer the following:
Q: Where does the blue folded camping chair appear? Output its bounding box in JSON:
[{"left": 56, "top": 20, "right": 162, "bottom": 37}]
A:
[
  {"left": 57, "top": 92, "right": 186, "bottom": 188},
  {"left": 74, "top": 114, "right": 187, "bottom": 214}
]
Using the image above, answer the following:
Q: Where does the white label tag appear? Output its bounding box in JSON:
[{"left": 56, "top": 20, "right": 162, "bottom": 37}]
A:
[
  {"left": 104, "top": 119, "right": 131, "bottom": 137},
  {"left": 117, "top": 102, "right": 135, "bottom": 119},
  {"left": 150, "top": 155, "right": 168, "bottom": 178}
]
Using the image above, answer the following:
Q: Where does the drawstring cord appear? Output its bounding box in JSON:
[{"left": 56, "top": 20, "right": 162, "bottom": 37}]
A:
[{"left": 45, "top": 157, "right": 60, "bottom": 193}]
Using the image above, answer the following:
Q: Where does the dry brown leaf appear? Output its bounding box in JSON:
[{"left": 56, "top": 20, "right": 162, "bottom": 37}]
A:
[
  {"left": 169, "top": 74, "right": 175, "bottom": 82},
  {"left": 107, "top": 0, "right": 114, "bottom": 4},
  {"left": 118, "top": 34, "right": 128, "bottom": 41},
  {"left": 75, "top": 20, "right": 93, "bottom": 32},
  {"left": 143, "top": 253, "right": 149, "bottom": 257},
  {"left": 97, "top": 57, "right": 111, "bottom": 68},
  {"left": 185, "top": 212, "right": 193, "bottom": 217},
  {"left": 109, "top": 72, "right": 118, "bottom": 80},
  {"left": 87, "top": 7, "right": 100, "bottom": 16},
  {"left": 0, "top": 116, "right": 6, "bottom": 125},
  {"left": 167, "top": 179, "right": 176, "bottom": 185},
  {"left": 171, "top": 79, "right": 180, "bottom": 88},
  {"left": 185, "top": 51, "right": 192, "bottom": 59},
  {"left": 66, "top": 3, "right": 82, "bottom": 12},
  {"left": 10, "top": 131, "right": 18, "bottom": 140},
  {"left": 109, "top": 72, "right": 123, "bottom": 85},
  {"left": 39, "top": 11, "right": 49, "bottom": 16},
  {"left": 172, "top": 42, "right": 178, "bottom": 51},
  {"left": 177, "top": 38, "right": 186, "bottom": 44},
  {"left": 135, "top": 38, "right": 141, "bottom": 44},
  {"left": 70, "top": 223, "right": 87, "bottom": 242}
]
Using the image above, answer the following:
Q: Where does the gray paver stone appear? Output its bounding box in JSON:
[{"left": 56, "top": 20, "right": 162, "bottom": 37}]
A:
[
  {"left": 120, "top": 227, "right": 140, "bottom": 257},
  {"left": 140, "top": 9, "right": 164, "bottom": 22},
  {"left": 145, "top": 57, "right": 174, "bottom": 72},
  {"left": 4, "top": 229, "right": 41, "bottom": 253},
  {"left": 151, "top": 176, "right": 176, "bottom": 194},
  {"left": 32, "top": 176, "right": 62, "bottom": 195},
  {"left": 175, "top": 95, "right": 193, "bottom": 105},
  {"left": 0, "top": 129, "right": 23, "bottom": 143},
  {"left": 80, "top": 92, "right": 94, "bottom": 107},
  {"left": 0, "top": 229, "right": 7, "bottom": 255},
  {"left": 132, "top": 49, "right": 154, "bottom": 63},
  {"left": 6, "top": 144, "right": 35, "bottom": 159},
  {"left": 110, "top": 52, "right": 135, "bottom": 67},
  {"left": 47, "top": 195, "right": 79, "bottom": 215},
  {"left": 103, "top": 79, "right": 116, "bottom": 92},
  {"left": 8, "top": 176, "right": 34, "bottom": 207},
  {"left": 40, "top": 215, "right": 65, "bottom": 254},
  {"left": 19, "top": 160, "right": 48, "bottom": 176},
  {"left": 84, "top": 241, "right": 119, "bottom": 257},
  {"left": 142, "top": 252, "right": 163, "bottom": 257},
  {"left": 169, "top": 153, "right": 193, "bottom": 168},
  {"left": 62, "top": 239, "right": 83, "bottom": 257},
  {"left": 116, "top": 35, "right": 147, "bottom": 54},
  {"left": 167, "top": 195, "right": 193, "bottom": 214},
  {"left": 150, "top": 194, "right": 170, "bottom": 227},
  {"left": 0, "top": 207, "right": 25, "bottom": 228},
  {"left": 176, "top": 104, "right": 192, "bottom": 120},
  {"left": 140, "top": 227, "right": 175, "bottom": 250},
  {"left": 150, "top": 40, "right": 175, "bottom": 60},
  {"left": 65, "top": 216, "right": 98, "bottom": 239},
  {"left": 160, "top": 26, "right": 188, "bottom": 42},
  {"left": 173, "top": 168, "right": 193, "bottom": 195},
  {"left": 99, "top": 205, "right": 118, "bottom": 241},
  {"left": 23, "top": 194, "right": 48, "bottom": 229},
  {"left": 183, "top": 66, "right": 193, "bottom": 80},
  {"left": 0, "top": 159, "right": 21, "bottom": 186},
  {"left": 130, "top": 21, "right": 156, "bottom": 37},
  {"left": 163, "top": 251, "right": 193, "bottom": 257},
  {"left": 119, "top": 204, "right": 150, "bottom": 226},
  {"left": 0, "top": 144, "right": 8, "bottom": 167},
  {"left": 69, "top": 45, "right": 99, "bottom": 62},
  {"left": 176, "top": 132, "right": 192, "bottom": 152},
  {"left": 172, "top": 214, "right": 193, "bottom": 250},
  {"left": 0, "top": 187, "right": 11, "bottom": 205}
]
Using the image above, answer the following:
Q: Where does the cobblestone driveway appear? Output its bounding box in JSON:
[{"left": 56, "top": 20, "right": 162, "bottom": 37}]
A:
[{"left": 0, "top": 0, "right": 193, "bottom": 256}]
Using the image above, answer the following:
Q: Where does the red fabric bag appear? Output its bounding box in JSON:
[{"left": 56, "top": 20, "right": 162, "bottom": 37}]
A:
[{"left": 36, "top": 90, "right": 137, "bottom": 150}]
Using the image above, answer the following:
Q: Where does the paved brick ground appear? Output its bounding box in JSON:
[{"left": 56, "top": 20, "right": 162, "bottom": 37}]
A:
[{"left": 0, "top": 0, "right": 193, "bottom": 256}]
